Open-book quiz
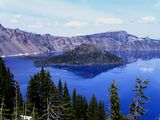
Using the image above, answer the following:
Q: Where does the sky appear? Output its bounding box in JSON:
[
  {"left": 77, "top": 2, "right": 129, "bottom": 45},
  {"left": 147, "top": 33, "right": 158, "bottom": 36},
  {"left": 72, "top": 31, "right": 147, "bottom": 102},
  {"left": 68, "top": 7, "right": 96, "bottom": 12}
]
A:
[{"left": 0, "top": 0, "right": 160, "bottom": 38}]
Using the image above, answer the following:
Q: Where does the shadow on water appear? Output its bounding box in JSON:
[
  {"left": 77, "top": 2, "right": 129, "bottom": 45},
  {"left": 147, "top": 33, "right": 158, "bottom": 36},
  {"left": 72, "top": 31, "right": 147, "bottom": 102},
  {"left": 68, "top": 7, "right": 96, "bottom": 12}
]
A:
[
  {"left": 29, "top": 51, "right": 160, "bottom": 79},
  {"left": 111, "top": 51, "right": 160, "bottom": 64},
  {"left": 50, "top": 51, "right": 160, "bottom": 79},
  {"left": 52, "top": 64, "right": 122, "bottom": 79}
]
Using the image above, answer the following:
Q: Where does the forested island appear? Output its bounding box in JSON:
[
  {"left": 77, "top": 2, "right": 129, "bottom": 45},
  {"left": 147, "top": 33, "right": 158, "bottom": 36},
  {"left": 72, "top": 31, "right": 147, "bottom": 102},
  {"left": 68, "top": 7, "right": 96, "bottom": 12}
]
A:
[
  {"left": 0, "top": 57, "right": 152, "bottom": 120},
  {"left": 34, "top": 44, "right": 123, "bottom": 66}
]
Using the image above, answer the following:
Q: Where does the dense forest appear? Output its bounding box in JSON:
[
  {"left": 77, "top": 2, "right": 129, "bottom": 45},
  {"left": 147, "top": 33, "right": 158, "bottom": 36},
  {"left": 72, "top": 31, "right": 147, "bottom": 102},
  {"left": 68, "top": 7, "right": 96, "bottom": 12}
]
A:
[{"left": 0, "top": 57, "right": 151, "bottom": 120}]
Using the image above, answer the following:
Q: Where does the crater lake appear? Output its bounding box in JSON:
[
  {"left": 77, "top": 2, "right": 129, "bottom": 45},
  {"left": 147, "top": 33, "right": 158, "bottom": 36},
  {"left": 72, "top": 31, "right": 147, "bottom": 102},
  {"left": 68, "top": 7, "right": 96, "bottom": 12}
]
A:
[{"left": 3, "top": 51, "right": 160, "bottom": 120}]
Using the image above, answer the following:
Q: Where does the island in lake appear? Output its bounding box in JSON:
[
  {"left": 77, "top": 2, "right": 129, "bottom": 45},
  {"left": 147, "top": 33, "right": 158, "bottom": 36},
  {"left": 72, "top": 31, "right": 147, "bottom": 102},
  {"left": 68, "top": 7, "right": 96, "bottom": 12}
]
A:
[{"left": 34, "top": 44, "right": 123, "bottom": 66}]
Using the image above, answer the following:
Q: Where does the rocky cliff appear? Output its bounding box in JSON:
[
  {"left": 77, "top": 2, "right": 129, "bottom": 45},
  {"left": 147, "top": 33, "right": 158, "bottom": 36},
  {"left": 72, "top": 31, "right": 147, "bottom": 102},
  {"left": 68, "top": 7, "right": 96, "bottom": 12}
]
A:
[{"left": 0, "top": 24, "right": 160, "bottom": 56}]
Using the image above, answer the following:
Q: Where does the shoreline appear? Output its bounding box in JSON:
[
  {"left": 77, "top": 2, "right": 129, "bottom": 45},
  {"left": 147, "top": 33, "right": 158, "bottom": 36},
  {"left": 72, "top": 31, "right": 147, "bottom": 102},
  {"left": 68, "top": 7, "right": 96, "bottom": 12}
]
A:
[
  {"left": 35, "top": 61, "right": 124, "bottom": 67},
  {"left": 0, "top": 52, "right": 43, "bottom": 58}
]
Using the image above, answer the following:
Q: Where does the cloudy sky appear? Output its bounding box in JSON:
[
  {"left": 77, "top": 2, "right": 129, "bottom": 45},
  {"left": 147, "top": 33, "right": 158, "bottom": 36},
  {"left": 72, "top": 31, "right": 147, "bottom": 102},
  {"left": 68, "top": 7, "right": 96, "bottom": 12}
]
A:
[{"left": 0, "top": 0, "right": 160, "bottom": 38}]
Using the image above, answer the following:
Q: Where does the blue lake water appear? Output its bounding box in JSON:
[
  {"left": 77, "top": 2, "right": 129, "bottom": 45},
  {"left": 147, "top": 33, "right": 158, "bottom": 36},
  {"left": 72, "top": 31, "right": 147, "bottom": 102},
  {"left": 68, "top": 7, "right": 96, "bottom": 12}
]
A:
[{"left": 3, "top": 52, "right": 160, "bottom": 120}]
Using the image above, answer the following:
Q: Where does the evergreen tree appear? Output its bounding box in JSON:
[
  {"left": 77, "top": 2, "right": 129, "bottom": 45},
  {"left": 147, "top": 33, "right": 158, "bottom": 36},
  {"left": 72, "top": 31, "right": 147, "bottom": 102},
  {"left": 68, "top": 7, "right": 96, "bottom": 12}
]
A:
[
  {"left": 42, "top": 81, "right": 59, "bottom": 120},
  {"left": 57, "top": 79, "right": 63, "bottom": 103},
  {"left": 0, "top": 97, "right": 10, "bottom": 120},
  {"left": 57, "top": 79, "right": 64, "bottom": 120},
  {"left": 79, "top": 96, "right": 88, "bottom": 120},
  {"left": 71, "top": 92, "right": 88, "bottom": 120},
  {"left": 12, "top": 81, "right": 23, "bottom": 120},
  {"left": 27, "top": 74, "right": 41, "bottom": 117},
  {"left": 88, "top": 94, "right": 98, "bottom": 120},
  {"left": 72, "top": 89, "right": 77, "bottom": 109},
  {"left": 98, "top": 101, "right": 106, "bottom": 120},
  {"left": 31, "top": 103, "right": 40, "bottom": 120},
  {"left": 27, "top": 67, "right": 57, "bottom": 118},
  {"left": 129, "top": 78, "right": 149, "bottom": 120},
  {"left": 40, "top": 70, "right": 53, "bottom": 115},
  {"left": 109, "top": 81, "right": 123, "bottom": 120},
  {"left": 61, "top": 82, "right": 72, "bottom": 120},
  {"left": 82, "top": 97, "right": 88, "bottom": 120},
  {"left": 0, "top": 58, "right": 16, "bottom": 119},
  {"left": 71, "top": 89, "right": 77, "bottom": 120}
]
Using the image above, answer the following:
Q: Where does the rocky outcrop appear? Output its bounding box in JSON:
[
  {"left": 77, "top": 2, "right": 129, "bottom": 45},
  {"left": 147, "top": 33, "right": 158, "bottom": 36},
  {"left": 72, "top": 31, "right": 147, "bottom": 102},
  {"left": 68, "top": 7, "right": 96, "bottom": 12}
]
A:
[{"left": 0, "top": 24, "right": 160, "bottom": 56}]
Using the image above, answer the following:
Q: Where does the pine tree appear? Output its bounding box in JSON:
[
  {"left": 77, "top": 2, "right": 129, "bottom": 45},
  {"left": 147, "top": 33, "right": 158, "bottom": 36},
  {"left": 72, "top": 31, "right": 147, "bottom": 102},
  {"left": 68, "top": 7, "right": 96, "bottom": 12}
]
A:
[
  {"left": 61, "top": 82, "right": 72, "bottom": 120},
  {"left": 82, "top": 97, "right": 88, "bottom": 120},
  {"left": 12, "top": 81, "right": 23, "bottom": 120},
  {"left": 57, "top": 79, "right": 64, "bottom": 120},
  {"left": 57, "top": 79, "right": 63, "bottom": 103},
  {"left": 109, "top": 81, "right": 123, "bottom": 120},
  {"left": 98, "top": 101, "right": 106, "bottom": 120},
  {"left": 72, "top": 89, "right": 77, "bottom": 109},
  {"left": 88, "top": 94, "right": 98, "bottom": 120},
  {"left": 42, "top": 81, "right": 59, "bottom": 120},
  {"left": 71, "top": 92, "right": 88, "bottom": 120},
  {"left": 0, "top": 97, "right": 10, "bottom": 120},
  {"left": 27, "top": 74, "right": 41, "bottom": 117},
  {"left": 27, "top": 67, "right": 55, "bottom": 118},
  {"left": 71, "top": 89, "right": 77, "bottom": 120},
  {"left": 0, "top": 58, "right": 16, "bottom": 119},
  {"left": 129, "top": 78, "right": 149, "bottom": 120},
  {"left": 27, "top": 67, "right": 61, "bottom": 119},
  {"left": 79, "top": 96, "right": 88, "bottom": 120},
  {"left": 31, "top": 103, "right": 39, "bottom": 120}
]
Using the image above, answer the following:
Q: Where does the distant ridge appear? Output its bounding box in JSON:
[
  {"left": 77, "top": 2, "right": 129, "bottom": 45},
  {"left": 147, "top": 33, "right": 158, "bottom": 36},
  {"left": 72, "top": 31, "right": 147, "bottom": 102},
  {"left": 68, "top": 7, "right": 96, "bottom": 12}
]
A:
[{"left": 0, "top": 24, "right": 160, "bottom": 56}]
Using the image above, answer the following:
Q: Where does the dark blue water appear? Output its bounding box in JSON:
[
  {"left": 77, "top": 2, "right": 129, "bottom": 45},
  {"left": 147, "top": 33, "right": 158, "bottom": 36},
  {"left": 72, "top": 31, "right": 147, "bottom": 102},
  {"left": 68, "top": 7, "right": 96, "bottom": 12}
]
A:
[{"left": 3, "top": 52, "right": 160, "bottom": 120}]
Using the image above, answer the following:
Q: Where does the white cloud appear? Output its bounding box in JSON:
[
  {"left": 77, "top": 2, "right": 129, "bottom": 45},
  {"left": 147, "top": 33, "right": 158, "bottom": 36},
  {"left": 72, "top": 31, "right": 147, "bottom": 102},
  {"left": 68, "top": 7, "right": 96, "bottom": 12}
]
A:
[
  {"left": 138, "top": 63, "right": 155, "bottom": 72},
  {"left": 64, "top": 21, "right": 88, "bottom": 28},
  {"left": 75, "top": 33, "right": 85, "bottom": 36},
  {"left": 27, "top": 21, "right": 52, "bottom": 29},
  {"left": 10, "top": 19, "right": 19, "bottom": 24},
  {"left": 0, "top": 0, "right": 108, "bottom": 21},
  {"left": 9, "top": 14, "right": 22, "bottom": 23},
  {"left": 96, "top": 17, "right": 124, "bottom": 25},
  {"left": 138, "top": 16, "right": 158, "bottom": 24},
  {"left": 139, "top": 66, "right": 154, "bottom": 72}
]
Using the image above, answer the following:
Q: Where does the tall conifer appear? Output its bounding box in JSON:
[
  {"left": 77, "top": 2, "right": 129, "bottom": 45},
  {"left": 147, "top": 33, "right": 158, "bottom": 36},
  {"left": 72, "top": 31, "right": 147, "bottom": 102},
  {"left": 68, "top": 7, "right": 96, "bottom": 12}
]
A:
[
  {"left": 88, "top": 94, "right": 98, "bottom": 120},
  {"left": 109, "top": 81, "right": 123, "bottom": 120},
  {"left": 129, "top": 78, "right": 149, "bottom": 120}
]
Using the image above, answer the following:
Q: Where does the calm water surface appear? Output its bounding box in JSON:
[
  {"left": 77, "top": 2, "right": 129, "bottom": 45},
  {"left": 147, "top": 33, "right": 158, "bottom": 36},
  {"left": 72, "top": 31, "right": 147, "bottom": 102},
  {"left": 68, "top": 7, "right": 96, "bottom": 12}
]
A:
[{"left": 3, "top": 52, "right": 160, "bottom": 120}]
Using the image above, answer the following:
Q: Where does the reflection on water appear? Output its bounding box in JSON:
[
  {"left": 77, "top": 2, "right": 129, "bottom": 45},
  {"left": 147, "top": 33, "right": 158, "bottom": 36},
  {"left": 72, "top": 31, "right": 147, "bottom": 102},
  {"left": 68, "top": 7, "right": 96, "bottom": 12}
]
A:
[
  {"left": 52, "top": 64, "right": 122, "bottom": 79},
  {"left": 50, "top": 51, "right": 160, "bottom": 79},
  {"left": 4, "top": 51, "right": 160, "bottom": 119},
  {"left": 111, "top": 51, "right": 160, "bottom": 63}
]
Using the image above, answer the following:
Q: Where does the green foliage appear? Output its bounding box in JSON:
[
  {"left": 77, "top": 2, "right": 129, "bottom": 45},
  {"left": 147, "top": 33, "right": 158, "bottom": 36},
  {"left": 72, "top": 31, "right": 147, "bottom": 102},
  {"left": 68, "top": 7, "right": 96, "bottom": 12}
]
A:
[
  {"left": 129, "top": 78, "right": 149, "bottom": 120},
  {"left": 98, "top": 101, "right": 106, "bottom": 120},
  {"left": 27, "top": 74, "right": 42, "bottom": 116},
  {"left": 109, "top": 81, "right": 124, "bottom": 120},
  {"left": 72, "top": 92, "right": 89, "bottom": 120},
  {"left": 31, "top": 104, "right": 40, "bottom": 120},
  {"left": 0, "top": 97, "right": 10, "bottom": 120},
  {"left": 61, "top": 82, "right": 72, "bottom": 120},
  {"left": 27, "top": 67, "right": 58, "bottom": 119},
  {"left": 57, "top": 79, "right": 64, "bottom": 104},
  {"left": 57, "top": 79, "right": 64, "bottom": 119},
  {"left": 12, "top": 81, "right": 23, "bottom": 120},
  {"left": 71, "top": 89, "right": 77, "bottom": 120},
  {"left": 88, "top": 94, "right": 98, "bottom": 120},
  {"left": 0, "top": 58, "right": 17, "bottom": 119}
]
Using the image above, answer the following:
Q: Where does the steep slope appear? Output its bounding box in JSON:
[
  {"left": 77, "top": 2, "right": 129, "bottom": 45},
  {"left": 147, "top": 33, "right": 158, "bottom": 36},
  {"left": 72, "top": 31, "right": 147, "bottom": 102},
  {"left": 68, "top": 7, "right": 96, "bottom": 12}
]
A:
[
  {"left": 0, "top": 24, "right": 160, "bottom": 56},
  {"left": 34, "top": 44, "right": 123, "bottom": 66}
]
